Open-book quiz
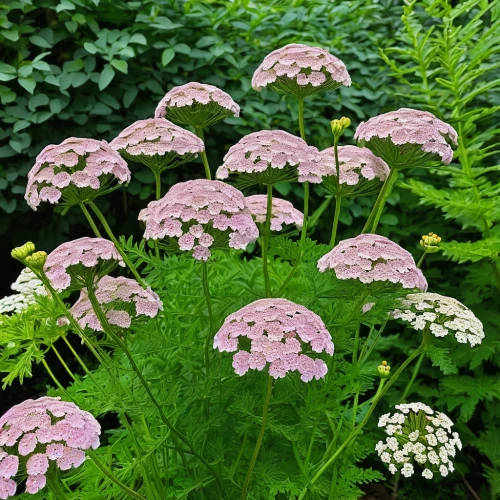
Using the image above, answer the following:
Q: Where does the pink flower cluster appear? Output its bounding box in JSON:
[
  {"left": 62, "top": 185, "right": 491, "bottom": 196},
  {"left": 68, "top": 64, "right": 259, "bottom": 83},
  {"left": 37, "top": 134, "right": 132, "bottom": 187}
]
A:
[
  {"left": 354, "top": 108, "right": 458, "bottom": 165},
  {"left": 214, "top": 298, "right": 334, "bottom": 382},
  {"left": 25, "top": 138, "right": 130, "bottom": 210},
  {"left": 0, "top": 397, "right": 100, "bottom": 497},
  {"left": 155, "top": 82, "right": 240, "bottom": 119},
  {"left": 245, "top": 195, "right": 303, "bottom": 231},
  {"left": 110, "top": 118, "right": 204, "bottom": 163},
  {"left": 318, "top": 234, "right": 427, "bottom": 290},
  {"left": 139, "top": 180, "right": 259, "bottom": 260},
  {"left": 252, "top": 43, "right": 351, "bottom": 92},
  {"left": 70, "top": 276, "right": 163, "bottom": 331},
  {"left": 216, "top": 130, "right": 324, "bottom": 183},
  {"left": 319, "top": 145, "right": 390, "bottom": 186},
  {"left": 44, "top": 237, "right": 125, "bottom": 291}
]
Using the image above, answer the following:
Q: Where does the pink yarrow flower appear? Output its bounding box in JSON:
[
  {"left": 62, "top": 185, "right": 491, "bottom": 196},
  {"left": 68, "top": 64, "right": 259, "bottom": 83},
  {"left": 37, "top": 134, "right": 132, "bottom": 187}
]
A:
[
  {"left": 216, "top": 130, "right": 323, "bottom": 185},
  {"left": 318, "top": 234, "right": 427, "bottom": 291},
  {"left": 110, "top": 118, "right": 204, "bottom": 172},
  {"left": 252, "top": 43, "right": 351, "bottom": 96},
  {"left": 25, "top": 138, "right": 130, "bottom": 211},
  {"left": 155, "top": 82, "right": 240, "bottom": 128},
  {"left": 318, "top": 145, "right": 390, "bottom": 197},
  {"left": 354, "top": 108, "right": 458, "bottom": 166},
  {"left": 0, "top": 397, "right": 100, "bottom": 498},
  {"left": 245, "top": 195, "right": 303, "bottom": 231},
  {"left": 44, "top": 237, "right": 125, "bottom": 292},
  {"left": 139, "top": 180, "right": 259, "bottom": 260},
  {"left": 71, "top": 276, "right": 163, "bottom": 331},
  {"left": 214, "top": 298, "right": 334, "bottom": 382}
]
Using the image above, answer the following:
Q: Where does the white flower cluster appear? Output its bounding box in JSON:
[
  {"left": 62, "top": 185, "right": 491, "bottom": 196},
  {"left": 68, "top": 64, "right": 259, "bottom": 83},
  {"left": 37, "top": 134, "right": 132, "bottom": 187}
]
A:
[
  {"left": 392, "top": 292, "right": 484, "bottom": 347},
  {"left": 376, "top": 402, "right": 462, "bottom": 480},
  {"left": 0, "top": 269, "right": 46, "bottom": 314}
]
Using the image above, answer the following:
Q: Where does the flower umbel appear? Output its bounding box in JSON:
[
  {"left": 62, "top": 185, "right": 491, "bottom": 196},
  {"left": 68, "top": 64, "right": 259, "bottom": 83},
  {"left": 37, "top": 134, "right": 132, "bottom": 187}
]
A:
[
  {"left": 245, "top": 195, "right": 303, "bottom": 231},
  {"left": 420, "top": 232, "right": 441, "bottom": 253},
  {"left": 0, "top": 269, "right": 47, "bottom": 315},
  {"left": 213, "top": 298, "right": 334, "bottom": 382}
]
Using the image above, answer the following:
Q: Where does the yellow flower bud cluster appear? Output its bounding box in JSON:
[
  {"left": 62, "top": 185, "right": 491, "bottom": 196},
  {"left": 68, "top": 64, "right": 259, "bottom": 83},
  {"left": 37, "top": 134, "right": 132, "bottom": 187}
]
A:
[
  {"left": 420, "top": 232, "right": 441, "bottom": 253},
  {"left": 377, "top": 360, "right": 391, "bottom": 378},
  {"left": 11, "top": 242, "right": 47, "bottom": 270},
  {"left": 330, "top": 116, "right": 351, "bottom": 138}
]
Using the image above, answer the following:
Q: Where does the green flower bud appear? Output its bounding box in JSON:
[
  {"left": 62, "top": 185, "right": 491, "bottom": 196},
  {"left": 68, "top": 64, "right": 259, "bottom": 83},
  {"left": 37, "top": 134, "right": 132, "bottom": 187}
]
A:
[
  {"left": 25, "top": 251, "right": 47, "bottom": 270},
  {"left": 377, "top": 360, "right": 391, "bottom": 379},
  {"left": 330, "top": 116, "right": 351, "bottom": 138},
  {"left": 420, "top": 232, "right": 441, "bottom": 253},
  {"left": 11, "top": 242, "right": 36, "bottom": 262}
]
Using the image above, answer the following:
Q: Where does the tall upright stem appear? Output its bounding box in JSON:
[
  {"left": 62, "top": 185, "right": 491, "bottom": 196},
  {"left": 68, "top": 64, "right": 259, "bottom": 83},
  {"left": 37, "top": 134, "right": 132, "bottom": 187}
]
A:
[
  {"left": 262, "top": 184, "right": 273, "bottom": 296},
  {"left": 361, "top": 168, "right": 399, "bottom": 234},
  {"left": 417, "top": 249, "right": 428, "bottom": 268},
  {"left": 330, "top": 196, "right": 341, "bottom": 247},
  {"left": 399, "top": 350, "right": 426, "bottom": 403},
  {"left": 202, "top": 261, "right": 214, "bottom": 376},
  {"left": 46, "top": 475, "right": 68, "bottom": 500},
  {"left": 152, "top": 170, "right": 162, "bottom": 259},
  {"left": 79, "top": 203, "right": 102, "bottom": 237},
  {"left": 298, "top": 97, "right": 306, "bottom": 141},
  {"left": 195, "top": 127, "right": 211, "bottom": 180},
  {"left": 330, "top": 138, "right": 342, "bottom": 246},
  {"left": 241, "top": 374, "right": 273, "bottom": 500},
  {"left": 88, "top": 201, "right": 146, "bottom": 287}
]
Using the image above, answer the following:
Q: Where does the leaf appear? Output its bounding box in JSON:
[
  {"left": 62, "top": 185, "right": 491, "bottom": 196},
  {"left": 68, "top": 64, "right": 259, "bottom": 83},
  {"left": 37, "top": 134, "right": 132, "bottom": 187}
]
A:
[
  {"left": 440, "top": 238, "right": 500, "bottom": 263},
  {"left": 427, "top": 346, "right": 458, "bottom": 375},
  {"left": 98, "top": 64, "right": 115, "bottom": 91},
  {"left": 17, "top": 77, "right": 36, "bottom": 94},
  {"left": 111, "top": 59, "right": 128, "bottom": 74},
  {"left": 129, "top": 33, "right": 147, "bottom": 45},
  {"left": 29, "top": 35, "right": 52, "bottom": 48},
  {"left": 161, "top": 47, "right": 175, "bottom": 67}
]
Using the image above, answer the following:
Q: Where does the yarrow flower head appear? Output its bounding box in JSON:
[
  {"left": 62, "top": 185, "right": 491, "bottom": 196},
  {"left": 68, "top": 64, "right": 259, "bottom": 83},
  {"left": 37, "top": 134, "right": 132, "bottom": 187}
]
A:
[
  {"left": 70, "top": 276, "right": 163, "bottom": 332},
  {"left": 155, "top": 82, "right": 240, "bottom": 129},
  {"left": 110, "top": 118, "right": 204, "bottom": 174},
  {"left": 376, "top": 402, "right": 461, "bottom": 480},
  {"left": 318, "top": 234, "right": 427, "bottom": 292},
  {"left": 354, "top": 108, "right": 458, "bottom": 168},
  {"left": 245, "top": 195, "right": 303, "bottom": 231},
  {"left": 213, "top": 298, "right": 334, "bottom": 382},
  {"left": 139, "top": 180, "right": 259, "bottom": 261},
  {"left": 318, "top": 145, "right": 390, "bottom": 198},
  {"left": 0, "top": 396, "right": 100, "bottom": 497},
  {"left": 0, "top": 269, "right": 46, "bottom": 315},
  {"left": 25, "top": 138, "right": 130, "bottom": 211},
  {"left": 216, "top": 130, "right": 323, "bottom": 186},
  {"left": 392, "top": 293, "right": 484, "bottom": 347},
  {"left": 252, "top": 43, "right": 351, "bottom": 97},
  {"left": 44, "top": 237, "right": 125, "bottom": 292}
]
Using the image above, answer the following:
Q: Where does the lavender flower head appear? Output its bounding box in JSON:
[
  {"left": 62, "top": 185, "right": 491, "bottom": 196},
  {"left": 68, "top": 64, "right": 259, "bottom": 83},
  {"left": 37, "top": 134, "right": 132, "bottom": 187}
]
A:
[
  {"left": 214, "top": 298, "right": 334, "bottom": 382},
  {"left": 44, "top": 237, "right": 125, "bottom": 292},
  {"left": 0, "top": 396, "right": 100, "bottom": 497},
  {"left": 71, "top": 276, "right": 163, "bottom": 331},
  {"left": 318, "top": 234, "right": 427, "bottom": 291},
  {"left": 354, "top": 108, "right": 458, "bottom": 167},
  {"left": 110, "top": 118, "right": 204, "bottom": 173},
  {"left": 245, "top": 195, "right": 303, "bottom": 231},
  {"left": 319, "top": 145, "right": 390, "bottom": 197},
  {"left": 25, "top": 138, "right": 130, "bottom": 211},
  {"left": 376, "top": 402, "right": 461, "bottom": 480},
  {"left": 216, "top": 130, "right": 323, "bottom": 186},
  {"left": 155, "top": 82, "right": 240, "bottom": 128},
  {"left": 139, "top": 180, "right": 259, "bottom": 261},
  {"left": 392, "top": 292, "right": 484, "bottom": 347},
  {"left": 252, "top": 43, "right": 351, "bottom": 97}
]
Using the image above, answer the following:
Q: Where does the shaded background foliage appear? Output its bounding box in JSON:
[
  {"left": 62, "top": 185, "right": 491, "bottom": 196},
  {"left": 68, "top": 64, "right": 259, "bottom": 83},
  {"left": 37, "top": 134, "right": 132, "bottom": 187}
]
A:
[{"left": 2, "top": 0, "right": 500, "bottom": 498}]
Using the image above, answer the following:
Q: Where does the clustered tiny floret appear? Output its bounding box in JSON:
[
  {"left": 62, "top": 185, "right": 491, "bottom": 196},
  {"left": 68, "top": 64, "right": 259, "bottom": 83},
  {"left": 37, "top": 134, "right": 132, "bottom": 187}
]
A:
[
  {"left": 0, "top": 397, "right": 100, "bottom": 498},
  {"left": 354, "top": 108, "right": 458, "bottom": 165},
  {"left": 318, "top": 234, "right": 427, "bottom": 291},
  {"left": 71, "top": 276, "right": 163, "bottom": 331},
  {"left": 139, "top": 180, "right": 259, "bottom": 260},
  {"left": 245, "top": 195, "right": 303, "bottom": 231},
  {"left": 110, "top": 118, "right": 204, "bottom": 159},
  {"left": 0, "top": 269, "right": 46, "bottom": 315},
  {"left": 216, "top": 130, "right": 324, "bottom": 183},
  {"left": 376, "top": 402, "right": 461, "bottom": 480},
  {"left": 213, "top": 298, "right": 334, "bottom": 382},
  {"left": 44, "top": 237, "right": 125, "bottom": 291},
  {"left": 25, "top": 138, "right": 130, "bottom": 210},
  {"left": 392, "top": 292, "right": 484, "bottom": 347},
  {"left": 155, "top": 82, "right": 240, "bottom": 119},
  {"left": 252, "top": 43, "right": 351, "bottom": 92}
]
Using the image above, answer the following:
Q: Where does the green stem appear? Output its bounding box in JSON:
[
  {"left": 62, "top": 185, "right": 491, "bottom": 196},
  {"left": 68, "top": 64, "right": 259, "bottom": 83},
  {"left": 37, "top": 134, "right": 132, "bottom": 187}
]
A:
[
  {"left": 262, "top": 184, "right": 273, "bottom": 297},
  {"left": 41, "top": 358, "right": 72, "bottom": 398},
  {"left": 88, "top": 450, "right": 147, "bottom": 500},
  {"left": 195, "top": 127, "right": 211, "bottom": 180},
  {"left": 298, "top": 342, "right": 427, "bottom": 500},
  {"left": 51, "top": 345, "right": 77, "bottom": 382},
  {"left": 241, "top": 374, "right": 273, "bottom": 500},
  {"left": 46, "top": 475, "right": 68, "bottom": 500},
  {"left": 88, "top": 201, "right": 146, "bottom": 287},
  {"left": 152, "top": 170, "right": 162, "bottom": 259},
  {"left": 79, "top": 203, "right": 102, "bottom": 237},
  {"left": 417, "top": 249, "right": 428, "bottom": 268},
  {"left": 298, "top": 96, "right": 306, "bottom": 141},
  {"left": 358, "top": 320, "right": 388, "bottom": 366},
  {"left": 351, "top": 326, "right": 361, "bottom": 429},
  {"left": 202, "top": 261, "right": 214, "bottom": 376},
  {"left": 361, "top": 168, "right": 399, "bottom": 234},
  {"left": 330, "top": 195, "right": 342, "bottom": 247},
  {"left": 399, "top": 350, "right": 425, "bottom": 403}
]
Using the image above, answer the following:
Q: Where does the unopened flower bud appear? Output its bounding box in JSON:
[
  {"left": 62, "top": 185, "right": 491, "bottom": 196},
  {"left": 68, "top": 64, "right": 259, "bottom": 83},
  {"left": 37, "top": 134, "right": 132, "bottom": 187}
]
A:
[
  {"left": 25, "top": 251, "right": 47, "bottom": 270},
  {"left": 11, "top": 242, "right": 36, "bottom": 262},
  {"left": 420, "top": 232, "right": 441, "bottom": 253},
  {"left": 331, "top": 117, "right": 351, "bottom": 138},
  {"left": 378, "top": 361, "right": 391, "bottom": 378}
]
